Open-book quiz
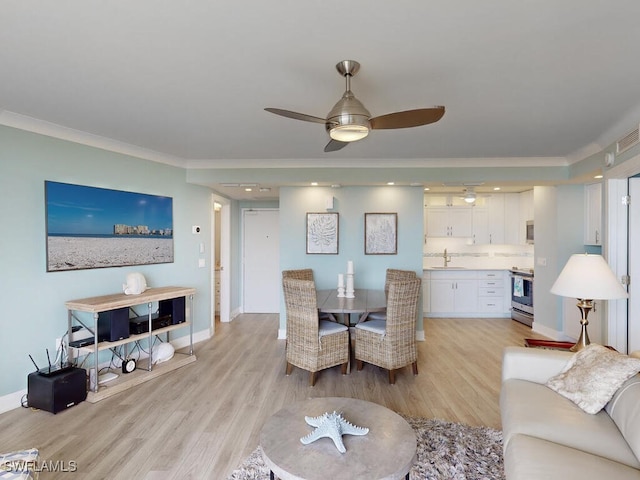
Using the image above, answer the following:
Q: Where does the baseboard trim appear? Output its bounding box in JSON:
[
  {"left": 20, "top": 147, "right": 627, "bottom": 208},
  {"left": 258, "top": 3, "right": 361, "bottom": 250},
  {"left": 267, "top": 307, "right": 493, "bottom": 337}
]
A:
[
  {"left": 0, "top": 389, "right": 27, "bottom": 415},
  {"left": 532, "top": 322, "right": 566, "bottom": 341},
  {"left": 0, "top": 328, "right": 211, "bottom": 414}
]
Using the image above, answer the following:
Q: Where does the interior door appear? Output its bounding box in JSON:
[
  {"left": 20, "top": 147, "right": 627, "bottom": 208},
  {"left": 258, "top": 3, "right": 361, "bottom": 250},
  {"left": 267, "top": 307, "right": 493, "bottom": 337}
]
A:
[{"left": 243, "top": 209, "right": 280, "bottom": 313}]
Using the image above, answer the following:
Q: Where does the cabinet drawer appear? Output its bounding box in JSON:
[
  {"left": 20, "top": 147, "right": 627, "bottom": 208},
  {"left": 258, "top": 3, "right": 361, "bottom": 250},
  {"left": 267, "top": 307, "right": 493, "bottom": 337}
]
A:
[
  {"left": 479, "top": 279, "right": 502, "bottom": 288},
  {"left": 478, "top": 299, "right": 504, "bottom": 312},
  {"left": 478, "top": 287, "right": 504, "bottom": 297},
  {"left": 479, "top": 271, "right": 503, "bottom": 279}
]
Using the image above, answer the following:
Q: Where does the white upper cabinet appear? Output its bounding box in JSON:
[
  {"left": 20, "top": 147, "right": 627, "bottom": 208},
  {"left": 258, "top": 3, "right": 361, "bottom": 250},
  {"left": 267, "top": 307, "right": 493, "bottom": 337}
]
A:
[
  {"left": 518, "top": 190, "right": 534, "bottom": 245},
  {"left": 503, "top": 193, "right": 521, "bottom": 245},
  {"left": 472, "top": 195, "right": 505, "bottom": 244},
  {"left": 584, "top": 182, "right": 602, "bottom": 246},
  {"left": 424, "top": 195, "right": 473, "bottom": 238},
  {"left": 424, "top": 192, "right": 530, "bottom": 244}
]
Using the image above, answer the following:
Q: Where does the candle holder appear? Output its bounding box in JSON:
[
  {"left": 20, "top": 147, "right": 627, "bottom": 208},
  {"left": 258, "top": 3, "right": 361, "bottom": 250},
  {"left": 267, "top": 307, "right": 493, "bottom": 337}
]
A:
[{"left": 337, "top": 286, "right": 346, "bottom": 298}]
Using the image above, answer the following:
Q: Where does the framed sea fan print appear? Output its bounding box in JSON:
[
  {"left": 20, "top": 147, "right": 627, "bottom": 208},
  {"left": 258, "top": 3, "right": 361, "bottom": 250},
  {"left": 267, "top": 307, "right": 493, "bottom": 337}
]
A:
[{"left": 365, "top": 212, "right": 397, "bottom": 255}]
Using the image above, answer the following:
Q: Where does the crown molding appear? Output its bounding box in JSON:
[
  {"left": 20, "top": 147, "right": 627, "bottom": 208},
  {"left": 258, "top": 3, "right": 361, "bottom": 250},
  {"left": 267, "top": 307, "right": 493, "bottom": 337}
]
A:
[{"left": 0, "top": 110, "right": 186, "bottom": 168}]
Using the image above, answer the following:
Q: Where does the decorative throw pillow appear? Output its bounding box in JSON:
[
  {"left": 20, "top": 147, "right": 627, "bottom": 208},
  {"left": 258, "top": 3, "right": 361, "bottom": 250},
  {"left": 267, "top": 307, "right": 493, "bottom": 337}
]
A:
[{"left": 546, "top": 344, "right": 640, "bottom": 414}]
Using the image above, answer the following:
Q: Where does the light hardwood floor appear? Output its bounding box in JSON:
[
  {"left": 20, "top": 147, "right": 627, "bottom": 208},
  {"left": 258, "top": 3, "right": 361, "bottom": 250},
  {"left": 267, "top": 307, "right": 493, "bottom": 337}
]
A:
[{"left": 0, "top": 315, "right": 545, "bottom": 479}]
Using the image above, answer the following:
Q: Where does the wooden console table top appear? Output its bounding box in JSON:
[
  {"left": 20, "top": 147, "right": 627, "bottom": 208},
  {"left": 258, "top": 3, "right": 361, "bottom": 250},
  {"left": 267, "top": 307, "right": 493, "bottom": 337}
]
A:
[{"left": 65, "top": 286, "right": 196, "bottom": 313}]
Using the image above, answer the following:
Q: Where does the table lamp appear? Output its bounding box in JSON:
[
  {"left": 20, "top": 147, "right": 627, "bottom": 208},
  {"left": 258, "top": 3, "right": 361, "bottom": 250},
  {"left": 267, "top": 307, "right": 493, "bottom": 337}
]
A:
[{"left": 550, "top": 253, "right": 628, "bottom": 352}]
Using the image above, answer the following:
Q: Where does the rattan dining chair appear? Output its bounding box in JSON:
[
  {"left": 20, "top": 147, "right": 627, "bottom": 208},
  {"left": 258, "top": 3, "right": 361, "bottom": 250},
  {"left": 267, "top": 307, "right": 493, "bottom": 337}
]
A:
[
  {"left": 283, "top": 277, "right": 349, "bottom": 386},
  {"left": 355, "top": 277, "right": 421, "bottom": 384},
  {"left": 282, "top": 269, "right": 336, "bottom": 321},
  {"left": 365, "top": 269, "right": 418, "bottom": 322}
]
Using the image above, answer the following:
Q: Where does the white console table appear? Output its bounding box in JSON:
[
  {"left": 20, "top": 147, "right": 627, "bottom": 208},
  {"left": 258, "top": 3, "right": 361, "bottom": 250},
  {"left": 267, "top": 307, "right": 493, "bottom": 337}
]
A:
[{"left": 65, "top": 286, "right": 196, "bottom": 402}]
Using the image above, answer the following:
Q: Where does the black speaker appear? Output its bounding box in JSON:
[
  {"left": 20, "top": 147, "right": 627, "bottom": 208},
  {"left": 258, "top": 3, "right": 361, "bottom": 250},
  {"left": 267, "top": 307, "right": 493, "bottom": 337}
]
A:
[
  {"left": 159, "top": 297, "right": 186, "bottom": 325},
  {"left": 27, "top": 368, "right": 87, "bottom": 414},
  {"left": 98, "top": 307, "right": 130, "bottom": 341}
]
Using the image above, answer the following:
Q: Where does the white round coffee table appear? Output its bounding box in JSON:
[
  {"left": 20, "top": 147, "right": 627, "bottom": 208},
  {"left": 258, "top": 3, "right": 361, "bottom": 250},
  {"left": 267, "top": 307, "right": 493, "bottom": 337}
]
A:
[{"left": 260, "top": 397, "right": 416, "bottom": 480}]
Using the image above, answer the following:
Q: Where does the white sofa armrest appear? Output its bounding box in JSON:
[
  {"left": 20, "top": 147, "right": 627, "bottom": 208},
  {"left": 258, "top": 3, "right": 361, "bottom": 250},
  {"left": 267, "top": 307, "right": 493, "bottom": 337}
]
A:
[{"left": 502, "top": 346, "right": 573, "bottom": 384}]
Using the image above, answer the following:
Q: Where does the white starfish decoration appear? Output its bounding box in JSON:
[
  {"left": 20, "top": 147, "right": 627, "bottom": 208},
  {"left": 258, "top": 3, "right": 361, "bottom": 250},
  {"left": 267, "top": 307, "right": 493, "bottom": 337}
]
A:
[{"left": 300, "top": 411, "right": 369, "bottom": 453}]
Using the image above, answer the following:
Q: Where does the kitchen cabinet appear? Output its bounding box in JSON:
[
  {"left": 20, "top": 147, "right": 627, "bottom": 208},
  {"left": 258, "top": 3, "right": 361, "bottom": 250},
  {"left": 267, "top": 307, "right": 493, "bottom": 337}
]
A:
[
  {"left": 477, "top": 273, "right": 507, "bottom": 314},
  {"left": 503, "top": 193, "right": 521, "bottom": 245},
  {"left": 472, "top": 195, "right": 505, "bottom": 244},
  {"left": 425, "top": 269, "right": 510, "bottom": 318},
  {"left": 424, "top": 193, "right": 473, "bottom": 239},
  {"left": 584, "top": 182, "right": 602, "bottom": 246},
  {"left": 518, "top": 190, "right": 534, "bottom": 245},
  {"left": 430, "top": 277, "right": 478, "bottom": 313},
  {"left": 426, "top": 207, "right": 473, "bottom": 238}
]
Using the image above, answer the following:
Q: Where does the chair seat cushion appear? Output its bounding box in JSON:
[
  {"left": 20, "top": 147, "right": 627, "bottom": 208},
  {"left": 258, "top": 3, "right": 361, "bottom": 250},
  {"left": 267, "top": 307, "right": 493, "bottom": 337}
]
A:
[
  {"left": 319, "top": 320, "right": 348, "bottom": 337},
  {"left": 355, "top": 319, "right": 386, "bottom": 335},
  {"left": 365, "top": 311, "right": 386, "bottom": 322}
]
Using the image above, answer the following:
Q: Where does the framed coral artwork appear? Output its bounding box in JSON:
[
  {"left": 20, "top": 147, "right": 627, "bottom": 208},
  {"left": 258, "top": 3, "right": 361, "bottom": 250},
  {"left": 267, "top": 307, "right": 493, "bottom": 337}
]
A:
[{"left": 365, "top": 212, "right": 397, "bottom": 255}]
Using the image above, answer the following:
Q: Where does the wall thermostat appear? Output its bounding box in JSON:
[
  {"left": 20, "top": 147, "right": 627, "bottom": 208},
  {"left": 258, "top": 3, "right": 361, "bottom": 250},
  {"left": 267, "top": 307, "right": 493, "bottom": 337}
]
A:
[{"left": 122, "top": 358, "right": 136, "bottom": 374}]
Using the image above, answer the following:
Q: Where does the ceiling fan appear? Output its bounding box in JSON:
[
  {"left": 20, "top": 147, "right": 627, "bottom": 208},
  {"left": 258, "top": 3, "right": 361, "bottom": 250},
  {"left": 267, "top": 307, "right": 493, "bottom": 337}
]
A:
[{"left": 265, "top": 60, "right": 445, "bottom": 153}]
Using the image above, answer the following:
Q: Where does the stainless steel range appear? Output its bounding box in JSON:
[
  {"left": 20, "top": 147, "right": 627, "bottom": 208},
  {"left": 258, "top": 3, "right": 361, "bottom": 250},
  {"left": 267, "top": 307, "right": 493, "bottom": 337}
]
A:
[{"left": 510, "top": 267, "right": 534, "bottom": 326}]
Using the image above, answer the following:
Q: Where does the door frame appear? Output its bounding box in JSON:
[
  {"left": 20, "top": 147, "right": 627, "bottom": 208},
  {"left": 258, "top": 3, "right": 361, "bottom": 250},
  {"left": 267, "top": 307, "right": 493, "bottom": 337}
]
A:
[
  {"left": 212, "top": 194, "right": 232, "bottom": 326},
  {"left": 606, "top": 152, "right": 640, "bottom": 352}
]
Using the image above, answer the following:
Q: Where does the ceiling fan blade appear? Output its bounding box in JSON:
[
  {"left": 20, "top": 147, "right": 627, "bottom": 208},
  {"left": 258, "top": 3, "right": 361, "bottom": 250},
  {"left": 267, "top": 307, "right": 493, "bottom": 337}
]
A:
[
  {"left": 264, "top": 108, "right": 327, "bottom": 124},
  {"left": 369, "top": 106, "right": 445, "bottom": 130},
  {"left": 324, "top": 139, "right": 349, "bottom": 153}
]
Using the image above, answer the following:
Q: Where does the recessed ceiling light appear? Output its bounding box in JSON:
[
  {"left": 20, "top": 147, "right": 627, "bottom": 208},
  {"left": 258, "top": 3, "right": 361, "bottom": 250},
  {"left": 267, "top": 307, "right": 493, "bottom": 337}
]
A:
[
  {"left": 331, "top": 184, "right": 342, "bottom": 188},
  {"left": 594, "top": 175, "right": 603, "bottom": 179},
  {"left": 424, "top": 187, "right": 430, "bottom": 191},
  {"left": 311, "top": 182, "right": 318, "bottom": 186},
  {"left": 387, "top": 182, "right": 395, "bottom": 186},
  {"left": 245, "top": 188, "right": 252, "bottom": 192},
  {"left": 493, "top": 187, "right": 501, "bottom": 191}
]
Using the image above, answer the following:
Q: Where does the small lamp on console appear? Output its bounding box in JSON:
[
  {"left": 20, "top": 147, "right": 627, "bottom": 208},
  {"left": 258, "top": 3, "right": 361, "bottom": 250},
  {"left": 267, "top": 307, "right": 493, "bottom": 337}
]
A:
[{"left": 550, "top": 253, "right": 628, "bottom": 352}]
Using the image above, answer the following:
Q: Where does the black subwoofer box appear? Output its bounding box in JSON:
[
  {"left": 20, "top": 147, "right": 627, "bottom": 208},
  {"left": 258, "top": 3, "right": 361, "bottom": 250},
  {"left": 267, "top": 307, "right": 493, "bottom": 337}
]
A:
[
  {"left": 27, "top": 368, "right": 87, "bottom": 414},
  {"left": 159, "top": 297, "right": 186, "bottom": 324},
  {"left": 98, "top": 307, "right": 130, "bottom": 341}
]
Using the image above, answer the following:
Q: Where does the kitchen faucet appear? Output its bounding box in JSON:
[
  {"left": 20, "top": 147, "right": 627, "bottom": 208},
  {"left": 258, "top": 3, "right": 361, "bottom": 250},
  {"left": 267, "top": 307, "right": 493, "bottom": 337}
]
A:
[{"left": 443, "top": 248, "right": 451, "bottom": 267}]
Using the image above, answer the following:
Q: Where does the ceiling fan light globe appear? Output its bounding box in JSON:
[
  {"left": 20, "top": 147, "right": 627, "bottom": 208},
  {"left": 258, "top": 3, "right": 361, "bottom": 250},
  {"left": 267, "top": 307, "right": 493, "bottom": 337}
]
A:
[
  {"left": 329, "top": 124, "right": 370, "bottom": 142},
  {"left": 464, "top": 194, "right": 476, "bottom": 203}
]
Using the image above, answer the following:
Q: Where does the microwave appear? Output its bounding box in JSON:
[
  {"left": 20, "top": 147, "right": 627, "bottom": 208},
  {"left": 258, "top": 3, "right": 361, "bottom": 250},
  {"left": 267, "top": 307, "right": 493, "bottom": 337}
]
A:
[{"left": 526, "top": 220, "right": 534, "bottom": 244}]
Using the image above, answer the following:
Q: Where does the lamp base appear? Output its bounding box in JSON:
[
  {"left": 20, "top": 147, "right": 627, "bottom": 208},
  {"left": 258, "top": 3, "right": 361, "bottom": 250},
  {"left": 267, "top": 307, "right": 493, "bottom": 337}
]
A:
[{"left": 569, "top": 299, "right": 593, "bottom": 352}]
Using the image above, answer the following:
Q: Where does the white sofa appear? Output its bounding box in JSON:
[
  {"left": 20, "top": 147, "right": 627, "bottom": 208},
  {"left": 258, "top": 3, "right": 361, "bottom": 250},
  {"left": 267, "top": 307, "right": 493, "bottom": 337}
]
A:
[{"left": 500, "top": 346, "right": 640, "bottom": 480}]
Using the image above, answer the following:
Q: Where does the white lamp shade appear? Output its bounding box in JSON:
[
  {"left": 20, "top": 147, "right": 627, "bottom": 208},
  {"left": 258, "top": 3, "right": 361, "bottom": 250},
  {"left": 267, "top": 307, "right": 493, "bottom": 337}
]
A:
[{"left": 550, "top": 253, "right": 628, "bottom": 300}]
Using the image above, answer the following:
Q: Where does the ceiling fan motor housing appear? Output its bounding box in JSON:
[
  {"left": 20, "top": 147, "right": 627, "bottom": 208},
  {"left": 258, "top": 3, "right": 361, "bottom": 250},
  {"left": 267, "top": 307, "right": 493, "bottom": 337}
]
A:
[{"left": 326, "top": 91, "right": 371, "bottom": 141}]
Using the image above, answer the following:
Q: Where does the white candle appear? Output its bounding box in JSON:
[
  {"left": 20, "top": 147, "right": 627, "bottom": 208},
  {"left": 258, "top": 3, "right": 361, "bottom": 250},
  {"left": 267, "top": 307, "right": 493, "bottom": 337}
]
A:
[
  {"left": 347, "top": 261, "right": 354, "bottom": 274},
  {"left": 346, "top": 275, "right": 355, "bottom": 298},
  {"left": 338, "top": 273, "right": 344, "bottom": 288}
]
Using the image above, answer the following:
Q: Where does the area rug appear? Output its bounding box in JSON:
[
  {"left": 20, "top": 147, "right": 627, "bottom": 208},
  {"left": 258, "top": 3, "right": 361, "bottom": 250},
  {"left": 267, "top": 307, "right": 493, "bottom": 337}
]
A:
[{"left": 227, "top": 417, "right": 504, "bottom": 480}]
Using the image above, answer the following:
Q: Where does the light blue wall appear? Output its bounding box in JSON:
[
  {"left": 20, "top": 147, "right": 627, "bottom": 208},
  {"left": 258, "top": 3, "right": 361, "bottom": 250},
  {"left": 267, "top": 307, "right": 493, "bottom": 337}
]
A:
[
  {"left": 533, "top": 185, "right": 584, "bottom": 334},
  {"left": 0, "top": 126, "right": 213, "bottom": 397},
  {"left": 279, "top": 186, "right": 425, "bottom": 332}
]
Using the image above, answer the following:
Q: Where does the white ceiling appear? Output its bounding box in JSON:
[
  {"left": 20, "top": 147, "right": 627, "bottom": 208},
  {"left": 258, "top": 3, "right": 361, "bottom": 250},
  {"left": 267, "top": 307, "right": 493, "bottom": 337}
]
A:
[{"left": 2, "top": 1, "right": 640, "bottom": 199}]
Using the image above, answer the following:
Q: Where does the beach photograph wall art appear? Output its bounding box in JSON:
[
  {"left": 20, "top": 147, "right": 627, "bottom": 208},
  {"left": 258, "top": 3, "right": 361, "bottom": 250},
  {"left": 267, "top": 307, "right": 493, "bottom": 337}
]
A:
[{"left": 45, "top": 181, "right": 174, "bottom": 272}]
